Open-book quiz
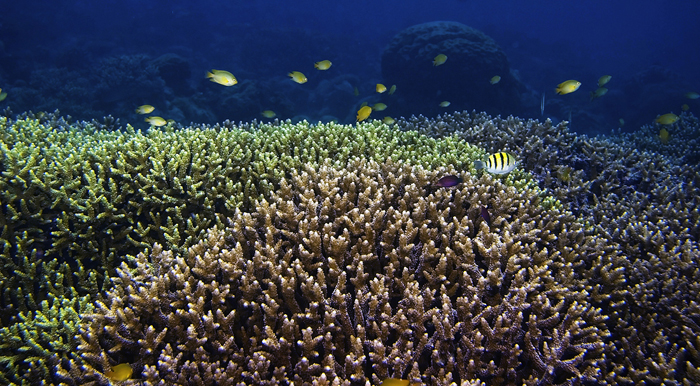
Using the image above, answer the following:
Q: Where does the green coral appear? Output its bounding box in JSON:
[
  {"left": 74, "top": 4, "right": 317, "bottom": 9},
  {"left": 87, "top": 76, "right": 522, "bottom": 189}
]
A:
[
  {"left": 0, "top": 246, "right": 98, "bottom": 384},
  {"left": 0, "top": 116, "right": 500, "bottom": 265}
]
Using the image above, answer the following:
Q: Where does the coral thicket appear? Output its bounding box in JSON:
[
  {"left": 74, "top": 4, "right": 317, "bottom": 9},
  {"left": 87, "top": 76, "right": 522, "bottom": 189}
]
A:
[
  {"left": 76, "top": 160, "right": 608, "bottom": 385},
  {"left": 397, "top": 111, "right": 700, "bottom": 384},
  {"left": 0, "top": 110, "right": 699, "bottom": 385}
]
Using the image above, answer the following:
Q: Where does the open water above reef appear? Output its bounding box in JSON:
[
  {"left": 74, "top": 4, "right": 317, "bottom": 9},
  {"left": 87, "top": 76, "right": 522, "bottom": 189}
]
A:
[{"left": 1, "top": 0, "right": 699, "bottom": 135}]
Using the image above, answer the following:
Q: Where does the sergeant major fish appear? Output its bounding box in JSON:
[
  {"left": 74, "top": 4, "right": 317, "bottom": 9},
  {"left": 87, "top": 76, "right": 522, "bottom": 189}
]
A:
[{"left": 474, "top": 152, "right": 518, "bottom": 174}]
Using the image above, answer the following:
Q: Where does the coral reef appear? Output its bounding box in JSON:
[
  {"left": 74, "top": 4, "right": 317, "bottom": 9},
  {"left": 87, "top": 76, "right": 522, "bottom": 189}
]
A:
[
  {"left": 0, "top": 114, "right": 486, "bottom": 384},
  {"left": 75, "top": 160, "right": 609, "bottom": 385},
  {"left": 0, "top": 109, "right": 698, "bottom": 384},
  {"left": 381, "top": 22, "right": 523, "bottom": 118},
  {"left": 0, "top": 114, "right": 483, "bottom": 267},
  {"left": 608, "top": 112, "right": 700, "bottom": 166},
  {"left": 0, "top": 261, "right": 97, "bottom": 385},
  {"left": 396, "top": 110, "right": 700, "bottom": 384}
]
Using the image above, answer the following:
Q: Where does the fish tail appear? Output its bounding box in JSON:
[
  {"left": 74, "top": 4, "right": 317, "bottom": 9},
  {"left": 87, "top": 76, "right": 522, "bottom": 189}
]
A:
[{"left": 474, "top": 160, "right": 485, "bottom": 170}]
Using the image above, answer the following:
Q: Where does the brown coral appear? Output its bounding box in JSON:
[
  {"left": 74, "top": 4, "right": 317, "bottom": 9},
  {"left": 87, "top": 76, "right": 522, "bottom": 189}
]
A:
[
  {"left": 76, "top": 159, "right": 609, "bottom": 385},
  {"left": 397, "top": 110, "right": 700, "bottom": 384}
]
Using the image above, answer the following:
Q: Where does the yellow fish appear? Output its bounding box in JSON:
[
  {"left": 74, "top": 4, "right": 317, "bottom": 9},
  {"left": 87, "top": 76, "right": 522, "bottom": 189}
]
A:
[
  {"left": 433, "top": 54, "right": 447, "bottom": 66},
  {"left": 388, "top": 84, "right": 396, "bottom": 95},
  {"left": 314, "top": 60, "right": 332, "bottom": 70},
  {"left": 439, "top": 101, "right": 450, "bottom": 107},
  {"left": 655, "top": 113, "right": 679, "bottom": 125},
  {"left": 376, "top": 83, "right": 387, "bottom": 93},
  {"left": 558, "top": 166, "right": 573, "bottom": 183},
  {"left": 685, "top": 91, "right": 700, "bottom": 99},
  {"left": 261, "top": 110, "right": 276, "bottom": 118},
  {"left": 383, "top": 116, "right": 395, "bottom": 124},
  {"left": 356, "top": 105, "right": 372, "bottom": 122},
  {"left": 135, "top": 104, "right": 155, "bottom": 114},
  {"left": 659, "top": 128, "right": 670, "bottom": 144},
  {"left": 206, "top": 69, "right": 237, "bottom": 86},
  {"left": 0, "top": 91, "right": 6, "bottom": 102},
  {"left": 380, "top": 379, "right": 409, "bottom": 386},
  {"left": 353, "top": 86, "right": 359, "bottom": 96},
  {"left": 589, "top": 87, "right": 608, "bottom": 101},
  {"left": 490, "top": 75, "right": 501, "bottom": 84},
  {"left": 373, "top": 103, "right": 387, "bottom": 111},
  {"left": 105, "top": 363, "right": 132, "bottom": 382},
  {"left": 288, "top": 71, "right": 307, "bottom": 84},
  {"left": 555, "top": 80, "right": 581, "bottom": 95},
  {"left": 598, "top": 75, "right": 612, "bottom": 87},
  {"left": 475, "top": 152, "right": 518, "bottom": 174},
  {"left": 145, "top": 116, "right": 167, "bottom": 126},
  {"left": 682, "top": 104, "right": 690, "bottom": 111}
]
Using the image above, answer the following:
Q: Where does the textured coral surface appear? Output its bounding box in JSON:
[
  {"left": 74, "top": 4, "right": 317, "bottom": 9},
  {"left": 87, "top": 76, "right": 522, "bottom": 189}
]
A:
[
  {"left": 397, "top": 111, "right": 700, "bottom": 385},
  {"left": 1, "top": 111, "right": 699, "bottom": 385},
  {"left": 77, "top": 160, "right": 607, "bottom": 385}
]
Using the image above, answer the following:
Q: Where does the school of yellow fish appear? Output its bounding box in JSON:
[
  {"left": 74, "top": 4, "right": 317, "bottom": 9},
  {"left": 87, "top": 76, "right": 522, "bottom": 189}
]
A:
[{"left": 1, "top": 47, "right": 693, "bottom": 137}]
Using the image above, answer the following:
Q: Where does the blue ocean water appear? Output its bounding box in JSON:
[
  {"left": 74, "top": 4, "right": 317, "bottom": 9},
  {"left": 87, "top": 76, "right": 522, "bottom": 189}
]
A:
[{"left": 0, "top": 0, "right": 698, "bottom": 134}]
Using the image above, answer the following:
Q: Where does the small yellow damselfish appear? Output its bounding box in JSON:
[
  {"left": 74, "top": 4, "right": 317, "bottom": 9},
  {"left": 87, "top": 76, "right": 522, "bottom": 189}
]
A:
[
  {"left": 555, "top": 80, "right": 581, "bottom": 95},
  {"left": 206, "top": 69, "right": 237, "bottom": 86},
  {"left": 105, "top": 363, "right": 132, "bottom": 382},
  {"left": 356, "top": 105, "right": 372, "bottom": 122},
  {"left": 433, "top": 54, "right": 447, "bottom": 66},
  {"left": 145, "top": 116, "right": 167, "bottom": 126},
  {"left": 288, "top": 71, "right": 307, "bottom": 84},
  {"left": 655, "top": 113, "right": 679, "bottom": 125},
  {"left": 135, "top": 104, "right": 155, "bottom": 114},
  {"left": 314, "top": 60, "right": 332, "bottom": 70}
]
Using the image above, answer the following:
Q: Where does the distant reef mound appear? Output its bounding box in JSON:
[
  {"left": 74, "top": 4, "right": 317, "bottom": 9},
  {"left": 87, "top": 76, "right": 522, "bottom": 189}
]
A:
[{"left": 381, "top": 21, "right": 522, "bottom": 117}]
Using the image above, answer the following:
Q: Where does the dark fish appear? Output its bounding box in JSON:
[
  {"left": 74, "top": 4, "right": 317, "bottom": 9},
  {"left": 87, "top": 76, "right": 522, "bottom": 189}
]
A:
[
  {"left": 480, "top": 206, "right": 490, "bottom": 226},
  {"left": 435, "top": 175, "right": 462, "bottom": 187}
]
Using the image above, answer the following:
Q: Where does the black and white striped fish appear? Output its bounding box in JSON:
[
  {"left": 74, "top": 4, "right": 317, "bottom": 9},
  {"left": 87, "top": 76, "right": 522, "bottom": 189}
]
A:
[{"left": 474, "top": 152, "right": 518, "bottom": 174}]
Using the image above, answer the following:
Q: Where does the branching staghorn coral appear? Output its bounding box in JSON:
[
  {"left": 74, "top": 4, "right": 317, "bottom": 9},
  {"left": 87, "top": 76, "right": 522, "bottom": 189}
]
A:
[
  {"left": 607, "top": 112, "right": 700, "bottom": 166},
  {"left": 1, "top": 114, "right": 485, "bottom": 265},
  {"left": 2, "top": 109, "right": 698, "bottom": 384},
  {"left": 1, "top": 114, "right": 491, "bottom": 383},
  {"left": 75, "top": 159, "right": 609, "bottom": 385},
  {"left": 0, "top": 242, "right": 99, "bottom": 385},
  {"left": 396, "top": 110, "right": 700, "bottom": 384}
]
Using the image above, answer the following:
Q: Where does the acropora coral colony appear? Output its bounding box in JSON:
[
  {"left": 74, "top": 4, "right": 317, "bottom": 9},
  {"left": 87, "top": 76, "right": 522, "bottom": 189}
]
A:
[{"left": 0, "top": 110, "right": 698, "bottom": 385}]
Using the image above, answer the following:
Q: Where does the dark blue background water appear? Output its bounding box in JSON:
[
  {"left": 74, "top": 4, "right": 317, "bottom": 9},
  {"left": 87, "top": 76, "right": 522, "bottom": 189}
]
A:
[{"left": 1, "top": 0, "right": 698, "bottom": 134}]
